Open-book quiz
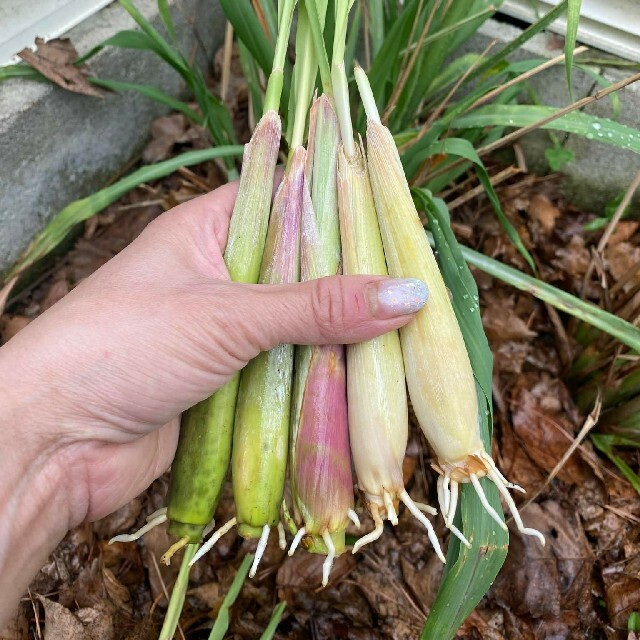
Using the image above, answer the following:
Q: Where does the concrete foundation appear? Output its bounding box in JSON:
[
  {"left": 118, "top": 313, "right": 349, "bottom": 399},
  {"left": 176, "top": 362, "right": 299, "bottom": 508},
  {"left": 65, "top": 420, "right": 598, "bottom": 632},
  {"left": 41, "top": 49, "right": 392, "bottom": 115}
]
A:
[{"left": 0, "top": 0, "right": 226, "bottom": 273}]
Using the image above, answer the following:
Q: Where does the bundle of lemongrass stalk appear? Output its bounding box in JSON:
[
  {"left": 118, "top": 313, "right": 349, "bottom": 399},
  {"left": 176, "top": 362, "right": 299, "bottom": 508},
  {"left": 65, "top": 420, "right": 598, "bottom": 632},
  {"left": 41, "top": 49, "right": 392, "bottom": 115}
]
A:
[{"left": 112, "top": 2, "right": 544, "bottom": 629}]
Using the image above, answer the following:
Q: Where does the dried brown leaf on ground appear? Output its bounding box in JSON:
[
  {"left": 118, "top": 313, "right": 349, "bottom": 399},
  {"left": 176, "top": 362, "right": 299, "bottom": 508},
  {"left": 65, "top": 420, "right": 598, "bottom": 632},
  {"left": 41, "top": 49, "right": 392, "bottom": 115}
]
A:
[
  {"left": 18, "top": 38, "right": 103, "bottom": 97},
  {"left": 491, "top": 501, "right": 595, "bottom": 625},
  {"left": 36, "top": 596, "right": 91, "bottom": 640},
  {"left": 510, "top": 378, "right": 591, "bottom": 485}
]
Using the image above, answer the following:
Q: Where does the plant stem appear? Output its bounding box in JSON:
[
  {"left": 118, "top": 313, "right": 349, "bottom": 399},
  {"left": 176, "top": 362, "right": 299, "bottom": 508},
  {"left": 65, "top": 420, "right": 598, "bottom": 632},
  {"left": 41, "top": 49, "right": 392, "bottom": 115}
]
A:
[
  {"left": 264, "top": 0, "right": 297, "bottom": 114},
  {"left": 289, "top": 3, "right": 318, "bottom": 151},
  {"left": 354, "top": 64, "right": 381, "bottom": 123},
  {"left": 305, "top": 0, "right": 332, "bottom": 96},
  {"left": 159, "top": 543, "right": 198, "bottom": 640},
  {"left": 332, "top": 62, "right": 354, "bottom": 157}
]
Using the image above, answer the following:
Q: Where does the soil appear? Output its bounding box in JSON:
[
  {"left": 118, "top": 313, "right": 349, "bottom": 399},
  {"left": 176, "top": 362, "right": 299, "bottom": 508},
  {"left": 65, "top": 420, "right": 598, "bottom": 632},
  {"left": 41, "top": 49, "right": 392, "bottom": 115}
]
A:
[{"left": 2, "top": 48, "right": 640, "bottom": 640}]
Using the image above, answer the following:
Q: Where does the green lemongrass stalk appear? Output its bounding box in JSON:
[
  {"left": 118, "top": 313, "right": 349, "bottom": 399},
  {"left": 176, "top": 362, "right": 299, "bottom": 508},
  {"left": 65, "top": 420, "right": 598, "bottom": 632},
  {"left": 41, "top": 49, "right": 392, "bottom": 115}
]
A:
[
  {"left": 333, "top": 62, "right": 446, "bottom": 560},
  {"left": 190, "top": 147, "right": 306, "bottom": 574},
  {"left": 288, "top": 94, "right": 357, "bottom": 586},
  {"left": 163, "top": 2, "right": 295, "bottom": 559},
  {"left": 354, "top": 64, "right": 545, "bottom": 547}
]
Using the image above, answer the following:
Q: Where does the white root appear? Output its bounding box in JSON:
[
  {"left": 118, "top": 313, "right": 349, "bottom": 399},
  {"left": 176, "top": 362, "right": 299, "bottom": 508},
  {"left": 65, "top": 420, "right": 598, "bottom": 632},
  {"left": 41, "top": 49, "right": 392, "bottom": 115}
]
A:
[
  {"left": 413, "top": 501, "right": 437, "bottom": 516},
  {"left": 347, "top": 508, "right": 361, "bottom": 528},
  {"left": 486, "top": 468, "right": 546, "bottom": 546},
  {"left": 469, "top": 473, "right": 508, "bottom": 531},
  {"left": 400, "top": 490, "right": 446, "bottom": 564},
  {"left": 480, "top": 451, "right": 525, "bottom": 493},
  {"left": 190, "top": 517, "right": 237, "bottom": 566},
  {"left": 383, "top": 492, "right": 398, "bottom": 526},
  {"left": 277, "top": 522, "right": 287, "bottom": 550},
  {"left": 250, "top": 525, "right": 271, "bottom": 578},
  {"left": 352, "top": 504, "right": 384, "bottom": 554},
  {"left": 109, "top": 511, "right": 168, "bottom": 544},
  {"left": 288, "top": 526, "right": 306, "bottom": 556},
  {"left": 321, "top": 531, "right": 336, "bottom": 588},
  {"left": 445, "top": 479, "right": 459, "bottom": 527}
]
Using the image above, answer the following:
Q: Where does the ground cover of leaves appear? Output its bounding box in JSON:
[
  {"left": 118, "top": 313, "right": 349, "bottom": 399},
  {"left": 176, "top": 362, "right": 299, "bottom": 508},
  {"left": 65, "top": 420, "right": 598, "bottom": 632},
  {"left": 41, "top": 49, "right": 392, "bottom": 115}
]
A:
[{"left": 2, "top": 50, "right": 640, "bottom": 640}]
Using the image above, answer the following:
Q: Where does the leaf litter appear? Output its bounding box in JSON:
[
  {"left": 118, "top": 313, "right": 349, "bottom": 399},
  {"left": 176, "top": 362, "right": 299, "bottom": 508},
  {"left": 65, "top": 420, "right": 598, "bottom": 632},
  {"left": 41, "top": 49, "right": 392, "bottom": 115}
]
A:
[{"left": 3, "top": 69, "right": 640, "bottom": 640}]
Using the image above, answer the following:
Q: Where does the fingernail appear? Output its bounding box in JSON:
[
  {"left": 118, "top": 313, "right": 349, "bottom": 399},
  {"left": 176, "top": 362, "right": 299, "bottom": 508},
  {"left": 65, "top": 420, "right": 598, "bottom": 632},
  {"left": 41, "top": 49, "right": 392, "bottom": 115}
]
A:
[{"left": 375, "top": 278, "right": 429, "bottom": 317}]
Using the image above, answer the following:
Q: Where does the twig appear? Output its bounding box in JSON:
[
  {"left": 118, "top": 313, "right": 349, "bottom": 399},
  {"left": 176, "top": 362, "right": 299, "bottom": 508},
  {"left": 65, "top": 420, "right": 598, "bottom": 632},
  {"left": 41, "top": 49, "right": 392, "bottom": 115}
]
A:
[
  {"left": 446, "top": 165, "right": 521, "bottom": 210},
  {"left": 150, "top": 552, "right": 187, "bottom": 640},
  {"left": 580, "top": 169, "right": 640, "bottom": 298},
  {"left": 603, "top": 504, "right": 640, "bottom": 526},
  {"left": 517, "top": 395, "right": 602, "bottom": 514},
  {"left": 424, "top": 71, "right": 640, "bottom": 185},
  {"left": 477, "top": 72, "right": 640, "bottom": 157},
  {"left": 466, "top": 45, "right": 588, "bottom": 113},
  {"left": 221, "top": 22, "right": 234, "bottom": 102}
]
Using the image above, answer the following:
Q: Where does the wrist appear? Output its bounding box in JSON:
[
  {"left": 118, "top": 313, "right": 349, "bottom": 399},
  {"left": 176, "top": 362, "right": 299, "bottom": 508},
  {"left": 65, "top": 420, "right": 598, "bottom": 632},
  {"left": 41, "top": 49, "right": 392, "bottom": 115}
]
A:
[{"left": 0, "top": 353, "right": 87, "bottom": 629}]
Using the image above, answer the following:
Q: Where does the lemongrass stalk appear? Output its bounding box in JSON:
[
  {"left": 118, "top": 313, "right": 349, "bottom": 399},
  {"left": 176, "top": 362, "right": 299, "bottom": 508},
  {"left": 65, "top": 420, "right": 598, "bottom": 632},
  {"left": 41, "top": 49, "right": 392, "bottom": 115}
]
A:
[
  {"left": 288, "top": 94, "right": 354, "bottom": 586},
  {"left": 264, "top": 0, "right": 297, "bottom": 114},
  {"left": 355, "top": 65, "right": 544, "bottom": 547},
  {"left": 165, "top": 111, "right": 283, "bottom": 553},
  {"left": 191, "top": 148, "right": 306, "bottom": 573}
]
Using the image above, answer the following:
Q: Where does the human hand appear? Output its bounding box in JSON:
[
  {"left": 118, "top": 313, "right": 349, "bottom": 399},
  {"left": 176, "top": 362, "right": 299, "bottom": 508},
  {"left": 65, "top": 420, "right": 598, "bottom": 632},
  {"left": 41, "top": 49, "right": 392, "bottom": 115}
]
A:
[{"left": 0, "top": 180, "right": 428, "bottom": 625}]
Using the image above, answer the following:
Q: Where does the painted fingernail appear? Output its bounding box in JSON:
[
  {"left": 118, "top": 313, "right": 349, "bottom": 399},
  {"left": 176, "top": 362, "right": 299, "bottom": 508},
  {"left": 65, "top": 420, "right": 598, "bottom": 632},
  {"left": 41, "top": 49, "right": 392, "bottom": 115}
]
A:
[{"left": 376, "top": 278, "right": 429, "bottom": 317}]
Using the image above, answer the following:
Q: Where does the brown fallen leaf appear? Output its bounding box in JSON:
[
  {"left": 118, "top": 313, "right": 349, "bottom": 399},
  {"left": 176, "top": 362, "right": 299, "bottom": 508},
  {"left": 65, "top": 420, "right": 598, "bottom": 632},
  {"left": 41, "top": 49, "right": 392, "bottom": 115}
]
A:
[
  {"left": 528, "top": 193, "right": 560, "bottom": 235},
  {"left": 18, "top": 38, "right": 103, "bottom": 97},
  {"left": 102, "top": 567, "right": 133, "bottom": 614},
  {"left": 510, "top": 379, "right": 589, "bottom": 485},
  {"left": 37, "top": 595, "right": 91, "bottom": 640},
  {"left": 604, "top": 573, "right": 640, "bottom": 629}
]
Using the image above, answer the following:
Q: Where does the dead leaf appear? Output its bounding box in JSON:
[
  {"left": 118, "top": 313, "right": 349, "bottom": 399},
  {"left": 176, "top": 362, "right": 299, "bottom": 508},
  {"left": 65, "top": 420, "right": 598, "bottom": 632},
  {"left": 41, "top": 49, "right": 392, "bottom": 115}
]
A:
[
  {"left": 38, "top": 595, "right": 90, "bottom": 640},
  {"left": 75, "top": 603, "right": 116, "bottom": 640},
  {"left": 529, "top": 193, "right": 560, "bottom": 235},
  {"left": 604, "top": 573, "right": 640, "bottom": 629},
  {"left": 102, "top": 568, "right": 132, "bottom": 614},
  {"left": 187, "top": 582, "right": 221, "bottom": 608},
  {"left": 510, "top": 381, "right": 588, "bottom": 485},
  {"left": 18, "top": 38, "right": 103, "bottom": 97}
]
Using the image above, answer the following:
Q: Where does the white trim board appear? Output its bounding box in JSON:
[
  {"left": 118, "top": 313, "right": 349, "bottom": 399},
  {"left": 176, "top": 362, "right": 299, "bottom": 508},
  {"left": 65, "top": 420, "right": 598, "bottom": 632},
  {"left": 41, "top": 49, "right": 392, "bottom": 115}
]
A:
[
  {"left": 0, "top": 0, "right": 115, "bottom": 66},
  {"left": 501, "top": 0, "right": 640, "bottom": 63}
]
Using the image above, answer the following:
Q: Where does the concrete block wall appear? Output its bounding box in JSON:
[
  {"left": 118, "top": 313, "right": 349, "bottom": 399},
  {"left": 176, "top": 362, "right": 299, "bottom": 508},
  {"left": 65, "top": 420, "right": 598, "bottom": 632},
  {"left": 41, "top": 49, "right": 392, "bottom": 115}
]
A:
[{"left": 0, "top": 0, "right": 227, "bottom": 272}]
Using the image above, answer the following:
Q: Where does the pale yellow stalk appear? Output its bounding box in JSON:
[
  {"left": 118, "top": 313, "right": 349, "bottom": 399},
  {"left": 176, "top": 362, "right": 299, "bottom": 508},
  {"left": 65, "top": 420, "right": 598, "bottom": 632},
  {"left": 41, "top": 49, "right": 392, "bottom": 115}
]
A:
[{"left": 355, "top": 65, "right": 544, "bottom": 547}]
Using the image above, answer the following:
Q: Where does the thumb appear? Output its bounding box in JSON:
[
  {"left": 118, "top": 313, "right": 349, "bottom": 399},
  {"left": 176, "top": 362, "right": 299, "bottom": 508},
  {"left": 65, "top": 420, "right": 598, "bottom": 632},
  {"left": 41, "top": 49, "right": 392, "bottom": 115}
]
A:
[{"left": 216, "top": 275, "right": 429, "bottom": 357}]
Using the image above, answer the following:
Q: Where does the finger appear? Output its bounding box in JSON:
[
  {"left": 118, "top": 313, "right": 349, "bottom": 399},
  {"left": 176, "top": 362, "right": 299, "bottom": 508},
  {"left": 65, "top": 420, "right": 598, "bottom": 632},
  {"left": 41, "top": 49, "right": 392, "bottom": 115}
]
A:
[{"left": 199, "top": 275, "right": 429, "bottom": 366}]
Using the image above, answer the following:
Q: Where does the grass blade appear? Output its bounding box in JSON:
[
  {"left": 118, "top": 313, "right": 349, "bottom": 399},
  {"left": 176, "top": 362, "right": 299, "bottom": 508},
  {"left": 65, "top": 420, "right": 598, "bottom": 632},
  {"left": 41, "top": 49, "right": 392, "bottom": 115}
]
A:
[
  {"left": 454, "top": 104, "right": 640, "bottom": 154},
  {"left": 452, "top": 240, "right": 640, "bottom": 352},
  {"left": 412, "top": 139, "right": 534, "bottom": 269},
  {"left": 208, "top": 554, "right": 253, "bottom": 640},
  {"left": 467, "top": 0, "right": 568, "bottom": 84},
  {"left": 259, "top": 602, "right": 287, "bottom": 639},
  {"left": 157, "top": 0, "right": 178, "bottom": 44},
  {"left": 118, "top": 0, "right": 190, "bottom": 76},
  {"left": 416, "top": 190, "right": 508, "bottom": 640},
  {"left": 77, "top": 30, "right": 164, "bottom": 63},
  {"left": 3, "top": 146, "right": 243, "bottom": 283},
  {"left": 591, "top": 434, "right": 640, "bottom": 496},
  {"left": 89, "top": 77, "right": 203, "bottom": 123},
  {"left": 220, "top": 0, "right": 275, "bottom": 75},
  {"left": 0, "top": 63, "right": 46, "bottom": 82},
  {"left": 565, "top": 0, "right": 582, "bottom": 96}
]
